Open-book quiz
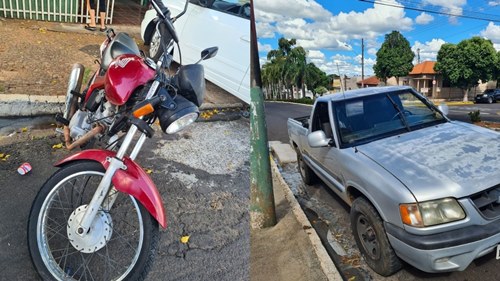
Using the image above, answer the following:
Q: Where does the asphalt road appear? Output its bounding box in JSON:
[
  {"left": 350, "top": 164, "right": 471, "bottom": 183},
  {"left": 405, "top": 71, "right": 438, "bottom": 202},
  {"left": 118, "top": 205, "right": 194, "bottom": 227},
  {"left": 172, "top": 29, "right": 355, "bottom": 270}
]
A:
[
  {"left": 0, "top": 119, "right": 250, "bottom": 281},
  {"left": 267, "top": 101, "right": 500, "bottom": 281},
  {"left": 264, "top": 102, "right": 312, "bottom": 143}
]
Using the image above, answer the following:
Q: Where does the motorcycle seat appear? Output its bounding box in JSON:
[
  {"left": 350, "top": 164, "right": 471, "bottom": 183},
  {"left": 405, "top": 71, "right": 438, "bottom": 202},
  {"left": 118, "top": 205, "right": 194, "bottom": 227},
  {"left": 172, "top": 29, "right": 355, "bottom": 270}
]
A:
[{"left": 101, "top": 32, "right": 140, "bottom": 71}]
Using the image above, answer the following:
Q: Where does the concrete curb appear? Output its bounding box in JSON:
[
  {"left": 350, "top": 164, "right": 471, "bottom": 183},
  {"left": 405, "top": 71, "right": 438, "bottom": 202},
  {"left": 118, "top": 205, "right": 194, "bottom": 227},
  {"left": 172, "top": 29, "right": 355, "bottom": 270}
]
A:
[
  {"left": 0, "top": 94, "right": 244, "bottom": 117},
  {"left": 270, "top": 158, "right": 343, "bottom": 281},
  {"left": 266, "top": 101, "right": 313, "bottom": 107}
]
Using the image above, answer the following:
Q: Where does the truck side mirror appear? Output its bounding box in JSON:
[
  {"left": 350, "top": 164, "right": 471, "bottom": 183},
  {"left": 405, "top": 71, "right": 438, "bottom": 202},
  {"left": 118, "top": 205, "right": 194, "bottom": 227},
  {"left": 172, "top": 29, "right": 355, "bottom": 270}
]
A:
[{"left": 308, "top": 130, "right": 330, "bottom": 147}]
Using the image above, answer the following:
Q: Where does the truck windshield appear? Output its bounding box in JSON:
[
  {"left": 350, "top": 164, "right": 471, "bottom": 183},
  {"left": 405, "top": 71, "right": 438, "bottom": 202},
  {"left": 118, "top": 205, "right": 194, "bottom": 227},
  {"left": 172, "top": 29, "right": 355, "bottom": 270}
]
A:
[{"left": 334, "top": 90, "right": 446, "bottom": 146}]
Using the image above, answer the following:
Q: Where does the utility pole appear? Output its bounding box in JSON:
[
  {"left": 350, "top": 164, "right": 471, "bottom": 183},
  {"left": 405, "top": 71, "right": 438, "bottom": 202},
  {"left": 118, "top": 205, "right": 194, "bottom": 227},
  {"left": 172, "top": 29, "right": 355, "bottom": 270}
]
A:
[
  {"left": 249, "top": 0, "right": 276, "bottom": 229},
  {"left": 361, "top": 38, "right": 364, "bottom": 88},
  {"left": 417, "top": 48, "right": 421, "bottom": 64}
]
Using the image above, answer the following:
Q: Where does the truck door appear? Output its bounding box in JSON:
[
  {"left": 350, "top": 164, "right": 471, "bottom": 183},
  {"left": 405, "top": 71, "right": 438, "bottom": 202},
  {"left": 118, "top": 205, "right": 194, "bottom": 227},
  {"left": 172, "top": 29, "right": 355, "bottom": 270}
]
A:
[{"left": 307, "top": 101, "right": 345, "bottom": 193}]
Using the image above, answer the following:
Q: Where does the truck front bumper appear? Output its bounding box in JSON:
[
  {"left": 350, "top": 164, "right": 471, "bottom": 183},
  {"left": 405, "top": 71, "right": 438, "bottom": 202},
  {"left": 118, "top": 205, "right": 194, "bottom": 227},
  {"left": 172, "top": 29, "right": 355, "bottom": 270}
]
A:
[{"left": 385, "top": 221, "right": 500, "bottom": 272}]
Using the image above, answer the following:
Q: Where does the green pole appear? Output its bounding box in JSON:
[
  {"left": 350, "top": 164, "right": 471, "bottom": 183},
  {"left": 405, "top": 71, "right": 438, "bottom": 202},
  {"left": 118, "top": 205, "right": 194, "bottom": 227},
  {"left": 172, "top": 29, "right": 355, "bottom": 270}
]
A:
[{"left": 249, "top": 0, "right": 276, "bottom": 229}]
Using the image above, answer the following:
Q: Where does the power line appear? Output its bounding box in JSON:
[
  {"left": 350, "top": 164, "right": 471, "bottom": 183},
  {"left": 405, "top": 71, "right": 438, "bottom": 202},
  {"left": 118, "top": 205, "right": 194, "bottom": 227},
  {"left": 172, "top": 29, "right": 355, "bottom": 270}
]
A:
[{"left": 359, "top": 0, "right": 500, "bottom": 22}]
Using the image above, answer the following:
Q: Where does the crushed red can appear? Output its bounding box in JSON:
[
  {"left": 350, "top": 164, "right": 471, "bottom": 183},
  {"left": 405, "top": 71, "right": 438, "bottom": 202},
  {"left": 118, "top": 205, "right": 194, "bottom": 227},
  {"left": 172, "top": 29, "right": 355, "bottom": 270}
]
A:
[{"left": 17, "top": 162, "right": 32, "bottom": 175}]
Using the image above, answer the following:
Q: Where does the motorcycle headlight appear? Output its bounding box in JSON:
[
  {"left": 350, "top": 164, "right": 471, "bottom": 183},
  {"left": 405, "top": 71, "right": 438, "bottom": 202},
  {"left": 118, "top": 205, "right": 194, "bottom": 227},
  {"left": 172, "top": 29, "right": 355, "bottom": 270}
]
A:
[
  {"left": 156, "top": 95, "right": 199, "bottom": 134},
  {"left": 400, "top": 198, "right": 465, "bottom": 227}
]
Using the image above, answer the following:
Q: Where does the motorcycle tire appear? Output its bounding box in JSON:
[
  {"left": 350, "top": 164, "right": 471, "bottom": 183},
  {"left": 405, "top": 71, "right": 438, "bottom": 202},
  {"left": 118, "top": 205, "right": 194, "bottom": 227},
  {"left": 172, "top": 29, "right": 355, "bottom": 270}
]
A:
[{"left": 27, "top": 160, "right": 160, "bottom": 281}]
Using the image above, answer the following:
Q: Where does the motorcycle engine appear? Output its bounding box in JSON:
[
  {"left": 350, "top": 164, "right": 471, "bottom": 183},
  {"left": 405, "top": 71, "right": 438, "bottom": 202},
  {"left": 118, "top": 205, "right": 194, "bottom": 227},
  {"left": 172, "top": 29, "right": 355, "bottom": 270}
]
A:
[{"left": 68, "top": 99, "right": 117, "bottom": 141}]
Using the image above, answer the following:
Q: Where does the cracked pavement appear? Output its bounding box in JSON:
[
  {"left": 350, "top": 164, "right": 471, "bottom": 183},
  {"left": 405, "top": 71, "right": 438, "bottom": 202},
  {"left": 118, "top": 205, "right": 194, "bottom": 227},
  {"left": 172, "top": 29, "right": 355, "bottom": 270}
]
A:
[{"left": 0, "top": 118, "right": 249, "bottom": 280}]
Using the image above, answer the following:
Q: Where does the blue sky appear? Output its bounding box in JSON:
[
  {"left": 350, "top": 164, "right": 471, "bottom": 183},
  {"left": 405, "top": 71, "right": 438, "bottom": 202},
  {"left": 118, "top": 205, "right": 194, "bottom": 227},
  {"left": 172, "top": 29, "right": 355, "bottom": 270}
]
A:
[{"left": 255, "top": 0, "right": 500, "bottom": 77}]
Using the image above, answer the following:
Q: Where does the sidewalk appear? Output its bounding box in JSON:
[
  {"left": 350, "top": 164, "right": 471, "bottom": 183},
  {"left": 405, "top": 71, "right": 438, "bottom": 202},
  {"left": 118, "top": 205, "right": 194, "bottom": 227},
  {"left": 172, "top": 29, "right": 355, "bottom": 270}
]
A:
[{"left": 250, "top": 143, "right": 342, "bottom": 281}]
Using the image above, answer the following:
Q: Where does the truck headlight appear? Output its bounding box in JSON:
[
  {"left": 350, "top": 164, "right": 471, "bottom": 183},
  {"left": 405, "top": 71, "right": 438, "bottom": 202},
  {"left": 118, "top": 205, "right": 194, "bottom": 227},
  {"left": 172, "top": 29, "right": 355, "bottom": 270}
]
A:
[{"left": 400, "top": 198, "right": 465, "bottom": 227}]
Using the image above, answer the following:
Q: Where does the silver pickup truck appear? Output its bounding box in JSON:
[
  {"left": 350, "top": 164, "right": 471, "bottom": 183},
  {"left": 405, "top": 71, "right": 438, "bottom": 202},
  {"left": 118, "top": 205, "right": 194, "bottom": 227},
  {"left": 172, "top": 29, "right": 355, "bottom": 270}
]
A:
[{"left": 288, "top": 86, "right": 500, "bottom": 276}]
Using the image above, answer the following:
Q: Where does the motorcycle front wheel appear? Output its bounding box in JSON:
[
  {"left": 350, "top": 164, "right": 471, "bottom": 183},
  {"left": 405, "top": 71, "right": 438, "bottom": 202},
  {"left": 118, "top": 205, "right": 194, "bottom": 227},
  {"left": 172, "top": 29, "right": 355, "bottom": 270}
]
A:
[{"left": 28, "top": 161, "right": 160, "bottom": 281}]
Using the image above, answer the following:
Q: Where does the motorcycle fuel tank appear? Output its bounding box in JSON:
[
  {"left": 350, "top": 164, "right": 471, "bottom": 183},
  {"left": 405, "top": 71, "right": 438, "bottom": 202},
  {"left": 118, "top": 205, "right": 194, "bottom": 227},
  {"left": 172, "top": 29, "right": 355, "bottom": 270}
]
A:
[{"left": 104, "top": 54, "right": 156, "bottom": 105}]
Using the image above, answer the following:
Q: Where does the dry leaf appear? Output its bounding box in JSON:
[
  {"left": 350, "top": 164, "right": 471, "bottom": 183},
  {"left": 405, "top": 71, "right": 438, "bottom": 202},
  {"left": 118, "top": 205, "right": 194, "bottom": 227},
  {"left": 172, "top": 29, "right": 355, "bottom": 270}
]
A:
[
  {"left": 144, "top": 168, "right": 153, "bottom": 174},
  {"left": 21, "top": 127, "right": 28, "bottom": 132},
  {"left": 180, "top": 235, "right": 190, "bottom": 244},
  {"left": 52, "top": 143, "right": 63, "bottom": 149}
]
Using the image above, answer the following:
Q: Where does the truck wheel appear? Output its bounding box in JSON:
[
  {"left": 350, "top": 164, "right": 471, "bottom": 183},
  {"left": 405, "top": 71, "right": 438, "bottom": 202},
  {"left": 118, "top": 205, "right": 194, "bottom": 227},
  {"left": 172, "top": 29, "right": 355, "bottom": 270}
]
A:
[
  {"left": 350, "top": 197, "right": 401, "bottom": 276},
  {"left": 296, "top": 149, "right": 317, "bottom": 185}
]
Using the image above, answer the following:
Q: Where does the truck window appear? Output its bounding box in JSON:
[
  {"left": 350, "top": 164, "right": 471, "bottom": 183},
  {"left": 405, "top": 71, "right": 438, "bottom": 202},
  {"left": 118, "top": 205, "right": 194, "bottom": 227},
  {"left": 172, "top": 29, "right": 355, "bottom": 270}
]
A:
[
  {"left": 311, "top": 101, "right": 333, "bottom": 139},
  {"left": 334, "top": 90, "right": 446, "bottom": 146}
]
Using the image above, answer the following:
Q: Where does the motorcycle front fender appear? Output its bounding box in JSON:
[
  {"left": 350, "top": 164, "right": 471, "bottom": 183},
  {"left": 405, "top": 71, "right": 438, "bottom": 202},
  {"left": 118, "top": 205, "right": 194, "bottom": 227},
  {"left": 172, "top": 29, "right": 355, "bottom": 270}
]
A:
[{"left": 55, "top": 149, "right": 167, "bottom": 228}]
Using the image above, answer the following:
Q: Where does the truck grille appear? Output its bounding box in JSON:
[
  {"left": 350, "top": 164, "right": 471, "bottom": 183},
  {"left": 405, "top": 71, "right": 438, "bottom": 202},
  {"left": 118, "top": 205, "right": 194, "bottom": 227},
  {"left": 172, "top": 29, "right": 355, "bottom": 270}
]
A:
[{"left": 470, "top": 185, "right": 500, "bottom": 219}]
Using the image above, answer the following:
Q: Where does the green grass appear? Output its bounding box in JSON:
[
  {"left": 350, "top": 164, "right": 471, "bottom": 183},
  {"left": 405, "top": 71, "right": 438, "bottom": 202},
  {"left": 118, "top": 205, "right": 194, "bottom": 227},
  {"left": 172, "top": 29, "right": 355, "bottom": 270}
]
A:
[{"left": 272, "top": 98, "right": 314, "bottom": 105}]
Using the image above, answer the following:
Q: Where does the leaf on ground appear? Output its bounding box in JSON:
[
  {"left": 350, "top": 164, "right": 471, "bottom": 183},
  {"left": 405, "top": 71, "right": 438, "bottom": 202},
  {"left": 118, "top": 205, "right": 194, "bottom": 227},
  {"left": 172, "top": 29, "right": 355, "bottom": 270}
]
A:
[
  {"left": 180, "top": 235, "right": 190, "bottom": 244},
  {"left": 52, "top": 143, "right": 63, "bottom": 149},
  {"left": 1, "top": 154, "right": 10, "bottom": 161},
  {"left": 144, "top": 168, "right": 153, "bottom": 174},
  {"left": 21, "top": 127, "right": 28, "bottom": 132},
  {"left": 348, "top": 277, "right": 356, "bottom": 281}
]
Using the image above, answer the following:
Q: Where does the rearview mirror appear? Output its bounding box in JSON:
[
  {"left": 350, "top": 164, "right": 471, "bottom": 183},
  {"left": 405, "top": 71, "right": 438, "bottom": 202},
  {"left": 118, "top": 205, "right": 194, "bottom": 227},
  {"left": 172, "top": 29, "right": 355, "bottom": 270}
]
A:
[
  {"left": 201, "top": 47, "right": 218, "bottom": 61},
  {"left": 307, "top": 130, "right": 330, "bottom": 148},
  {"left": 438, "top": 102, "right": 449, "bottom": 116}
]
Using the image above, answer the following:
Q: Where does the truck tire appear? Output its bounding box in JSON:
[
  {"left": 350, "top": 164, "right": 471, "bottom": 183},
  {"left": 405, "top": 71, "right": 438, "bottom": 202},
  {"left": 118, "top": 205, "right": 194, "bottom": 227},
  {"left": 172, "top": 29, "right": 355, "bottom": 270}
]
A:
[
  {"left": 296, "top": 149, "right": 317, "bottom": 185},
  {"left": 350, "top": 197, "right": 402, "bottom": 276}
]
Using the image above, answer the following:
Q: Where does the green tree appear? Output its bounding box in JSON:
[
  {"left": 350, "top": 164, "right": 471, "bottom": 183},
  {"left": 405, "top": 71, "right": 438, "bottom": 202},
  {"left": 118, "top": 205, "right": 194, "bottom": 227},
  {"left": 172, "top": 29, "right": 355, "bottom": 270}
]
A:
[
  {"left": 265, "top": 38, "right": 298, "bottom": 99},
  {"left": 314, "top": 86, "right": 328, "bottom": 96},
  {"left": 435, "top": 37, "right": 498, "bottom": 101},
  {"left": 374, "top": 31, "right": 414, "bottom": 84},
  {"left": 285, "top": 46, "right": 308, "bottom": 98},
  {"left": 494, "top": 51, "right": 500, "bottom": 88},
  {"left": 305, "top": 63, "right": 329, "bottom": 95}
]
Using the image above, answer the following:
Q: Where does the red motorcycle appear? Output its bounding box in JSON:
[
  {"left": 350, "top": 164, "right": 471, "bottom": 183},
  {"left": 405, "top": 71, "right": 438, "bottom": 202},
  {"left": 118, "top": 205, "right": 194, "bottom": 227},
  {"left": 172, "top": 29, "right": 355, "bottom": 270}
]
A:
[{"left": 27, "top": 1, "right": 218, "bottom": 279}]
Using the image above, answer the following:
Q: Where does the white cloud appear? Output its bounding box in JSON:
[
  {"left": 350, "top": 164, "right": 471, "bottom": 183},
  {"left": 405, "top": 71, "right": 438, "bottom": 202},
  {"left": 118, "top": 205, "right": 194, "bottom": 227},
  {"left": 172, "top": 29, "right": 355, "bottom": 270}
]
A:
[
  {"left": 494, "top": 43, "right": 500, "bottom": 51},
  {"left": 480, "top": 22, "right": 500, "bottom": 43},
  {"left": 488, "top": 1, "right": 500, "bottom": 6},
  {"left": 367, "top": 48, "right": 377, "bottom": 56},
  {"left": 411, "top": 38, "right": 447, "bottom": 62},
  {"left": 258, "top": 42, "right": 272, "bottom": 53},
  {"left": 255, "top": 0, "right": 413, "bottom": 50},
  {"left": 307, "top": 50, "right": 326, "bottom": 65},
  {"left": 308, "top": 50, "right": 326, "bottom": 60},
  {"left": 423, "top": 0, "right": 466, "bottom": 15},
  {"left": 254, "top": 0, "right": 332, "bottom": 22},
  {"left": 256, "top": 21, "right": 276, "bottom": 39},
  {"left": 259, "top": 57, "right": 268, "bottom": 67},
  {"left": 415, "top": 12, "right": 434, "bottom": 25}
]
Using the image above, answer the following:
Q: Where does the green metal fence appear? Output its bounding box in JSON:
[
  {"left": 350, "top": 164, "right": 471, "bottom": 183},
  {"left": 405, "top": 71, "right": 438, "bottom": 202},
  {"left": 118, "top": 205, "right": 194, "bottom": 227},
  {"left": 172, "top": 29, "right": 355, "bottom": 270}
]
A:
[{"left": 0, "top": 0, "right": 114, "bottom": 23}]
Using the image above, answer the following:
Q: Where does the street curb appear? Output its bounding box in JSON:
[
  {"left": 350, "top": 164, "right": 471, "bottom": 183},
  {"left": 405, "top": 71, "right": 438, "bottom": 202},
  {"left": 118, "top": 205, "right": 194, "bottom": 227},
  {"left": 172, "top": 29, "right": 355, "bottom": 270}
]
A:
[
  {"left": 267, "top": 101, "right": 313, "bottom": 107},
  {"left": 270, "top": 158, "right": 343, "bottom": 281},
  {"left": 0, "top": 95, "right": 244, "bottom": 117}
]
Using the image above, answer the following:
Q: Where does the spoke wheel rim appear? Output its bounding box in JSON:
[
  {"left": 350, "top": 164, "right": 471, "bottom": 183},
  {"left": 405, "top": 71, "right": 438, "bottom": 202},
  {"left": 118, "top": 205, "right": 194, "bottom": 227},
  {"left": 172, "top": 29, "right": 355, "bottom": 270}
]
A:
[
  {"left": 150, "top": 30, "right": 161, "bottom": 58},
  {"left": 356, "top": 215, "right": 380, "bottom": 260},
  {"left": 36, "top": 171, "right": 144, "bottom": 281}
]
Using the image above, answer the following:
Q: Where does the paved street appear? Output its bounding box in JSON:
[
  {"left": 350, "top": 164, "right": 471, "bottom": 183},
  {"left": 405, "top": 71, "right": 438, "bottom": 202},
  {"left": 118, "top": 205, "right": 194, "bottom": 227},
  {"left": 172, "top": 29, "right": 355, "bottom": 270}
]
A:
[
  {"left": 266, "top": 100, "right": 500, "bottom": 281},
  {"left": 264, "top": 102, "right": 312, "bottom": 143},
  {"left": 447, "top": 102, "right": 500, "bottom": 123},
  {"left": 0, "top": 119, "right": 250, "bottom": 280}
]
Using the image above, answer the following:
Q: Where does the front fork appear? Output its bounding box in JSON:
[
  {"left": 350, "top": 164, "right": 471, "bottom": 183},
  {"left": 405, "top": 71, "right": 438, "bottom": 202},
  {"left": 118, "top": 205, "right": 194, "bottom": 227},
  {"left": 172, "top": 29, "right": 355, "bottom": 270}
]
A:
[{"left": 75, "top": 80, "right": 160, "bottom": 237}]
